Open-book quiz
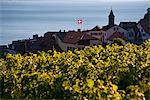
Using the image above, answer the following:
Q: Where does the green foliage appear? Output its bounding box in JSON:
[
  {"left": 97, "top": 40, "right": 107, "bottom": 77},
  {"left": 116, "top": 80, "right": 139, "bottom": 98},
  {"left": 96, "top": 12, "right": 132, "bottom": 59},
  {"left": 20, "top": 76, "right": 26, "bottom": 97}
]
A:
[
  {"left": 0, "top": 40, "right": 150, "bottom": 99},
  {"left": 112, "top": 38, "right": 126, "bottom": 46}
]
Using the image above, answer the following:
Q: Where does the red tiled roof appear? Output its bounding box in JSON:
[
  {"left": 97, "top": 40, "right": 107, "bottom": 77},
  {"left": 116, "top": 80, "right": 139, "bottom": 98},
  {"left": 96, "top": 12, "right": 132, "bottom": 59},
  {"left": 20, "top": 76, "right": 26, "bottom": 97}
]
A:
[
  {"left": 91, "top": 25, "right": 103, "bottom": 31},
  {"left": 81, "top": 33, "right": 97, "bottom": 40},
  {"left": 108, "top": 32, "right": 125, "bottom": 40},
  {"left": 63, "top": 31, "right": 98, "bottom": 44}
]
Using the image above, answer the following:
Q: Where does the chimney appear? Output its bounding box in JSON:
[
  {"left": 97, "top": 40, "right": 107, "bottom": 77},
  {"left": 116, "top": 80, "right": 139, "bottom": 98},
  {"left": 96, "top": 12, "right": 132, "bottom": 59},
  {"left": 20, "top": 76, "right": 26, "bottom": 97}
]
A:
[
  {"left": 59, "top": 29, "right": 62, "bottom": 32},
  {"left": 33, "top": 34, "right": 38, "bottom": 39}
]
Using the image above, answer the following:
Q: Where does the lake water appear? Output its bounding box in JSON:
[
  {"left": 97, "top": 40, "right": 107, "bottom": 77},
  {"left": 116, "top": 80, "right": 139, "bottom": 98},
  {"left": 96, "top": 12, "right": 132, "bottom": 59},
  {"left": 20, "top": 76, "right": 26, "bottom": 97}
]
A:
[{"left": 0, "top": 1, "right": 150, "bottom": 45}]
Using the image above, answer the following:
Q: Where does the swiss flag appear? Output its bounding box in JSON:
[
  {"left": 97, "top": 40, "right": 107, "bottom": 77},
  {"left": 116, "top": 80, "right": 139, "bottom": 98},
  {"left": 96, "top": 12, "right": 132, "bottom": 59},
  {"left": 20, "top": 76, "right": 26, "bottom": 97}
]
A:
[{"left": 77, "top": 19, "right": 83, "bottom": 24}]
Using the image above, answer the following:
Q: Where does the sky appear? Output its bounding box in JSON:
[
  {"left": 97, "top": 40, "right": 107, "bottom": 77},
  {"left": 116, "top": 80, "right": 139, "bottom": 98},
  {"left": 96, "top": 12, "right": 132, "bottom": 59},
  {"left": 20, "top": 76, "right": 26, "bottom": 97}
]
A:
[
  {"left": 1, "top": 0, "right": 150, "bottom": 5},
  {"left": 1, "top": 0, "right": 150, "bottom": 3}
]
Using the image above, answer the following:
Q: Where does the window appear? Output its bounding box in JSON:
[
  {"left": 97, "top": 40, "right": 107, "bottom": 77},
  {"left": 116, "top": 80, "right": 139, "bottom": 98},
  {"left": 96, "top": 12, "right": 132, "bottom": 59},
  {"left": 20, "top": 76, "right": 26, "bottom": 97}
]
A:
[
  {"left": 143, "top": 33, "right": 146, "bottom": 37},
  {"left": 129, "top": 32, "right": 134, "bottom": 37},
  {"left": 114, "top": 28, "right": 116, "bottom": 31},
  {"left": 67, "top": 47, "right": 75, "bottom": 51},
  {"left": 67, "top": 47, "right": 70, "bottom": 50},
  {"left": 12, "top": 46, "right": 15, "bottom": 50},
  {"left": 99, "top": 32, "right": 102, "bottom": 35}
]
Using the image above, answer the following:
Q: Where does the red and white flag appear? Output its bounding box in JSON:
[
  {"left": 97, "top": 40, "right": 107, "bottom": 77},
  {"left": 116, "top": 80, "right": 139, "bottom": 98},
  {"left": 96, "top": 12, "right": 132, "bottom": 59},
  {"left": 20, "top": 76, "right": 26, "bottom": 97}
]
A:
[{"left": 77, "top": 19, "right": 83, "bottom": 24}]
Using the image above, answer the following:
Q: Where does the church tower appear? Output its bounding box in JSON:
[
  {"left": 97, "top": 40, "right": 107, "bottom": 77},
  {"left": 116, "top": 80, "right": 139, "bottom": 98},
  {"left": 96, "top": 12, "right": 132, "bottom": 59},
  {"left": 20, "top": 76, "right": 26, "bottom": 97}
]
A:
[{"left": 108, "top": 9, "right": 115, "bottom": 26}]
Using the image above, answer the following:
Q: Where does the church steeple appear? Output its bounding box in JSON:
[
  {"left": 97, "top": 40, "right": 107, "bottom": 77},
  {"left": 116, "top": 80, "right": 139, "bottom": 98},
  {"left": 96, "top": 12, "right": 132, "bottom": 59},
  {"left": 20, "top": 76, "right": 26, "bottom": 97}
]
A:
[{"left": 108, "top": 9, "right": 115, "bottom": 26}]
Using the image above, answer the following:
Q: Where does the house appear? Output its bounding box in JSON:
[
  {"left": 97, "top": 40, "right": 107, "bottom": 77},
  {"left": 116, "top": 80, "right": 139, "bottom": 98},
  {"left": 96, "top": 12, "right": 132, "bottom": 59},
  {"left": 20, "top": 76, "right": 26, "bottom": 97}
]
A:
[
  {"left": 25, "top": 34, "right": 46, "bottom": 53},
  {"left": 9, "top": 40, "right": 27, "bottom": 54},
  {"left": 56, "top": 30, "right": 101, "bottom": 52},
  {"left": 52, "top": 30, "right": 67, "bottom": 52},
  {"left": 107, "top": 31, "right": 126, "bottom": 41},
  {"left": 86, "top": 25, "right": 107, "bottom": 41},
  {"left": 44, "top": 31, "right": 59, "bottom": 50},
  {"left": 119, "top": 22, "right": 140, "bottom": 43},
  {"left": 0, "top": 45, "right": 7, "bottom": 50},
  {"left": 104, "top": 25, "right": 128, "bottom": 41},
  {"left": 9, "top": 34, "right": 46, "bottom": 54},
  {"left": 137, "top": 8, "right": 150, "bottom": 42},
  {"left": 0, "top": 45, "right": 17, "bottom": 57}
]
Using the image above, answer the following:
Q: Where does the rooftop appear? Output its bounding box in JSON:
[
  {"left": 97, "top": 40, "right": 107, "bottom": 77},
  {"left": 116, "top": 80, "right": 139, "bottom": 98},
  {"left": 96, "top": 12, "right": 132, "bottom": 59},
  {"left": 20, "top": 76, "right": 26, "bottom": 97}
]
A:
[
  {"left": 91, "top": 25, "right": 103, "bottom": 31},
  {"left": 63, "top": 31, "right": 98, "bottom": 44}
]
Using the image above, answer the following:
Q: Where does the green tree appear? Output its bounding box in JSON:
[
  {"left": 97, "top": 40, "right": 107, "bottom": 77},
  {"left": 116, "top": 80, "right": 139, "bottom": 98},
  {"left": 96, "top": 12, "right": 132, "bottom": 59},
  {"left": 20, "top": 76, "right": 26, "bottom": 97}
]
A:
[{"left": 112, "top": 38, "right": 125, "bottom": 46}]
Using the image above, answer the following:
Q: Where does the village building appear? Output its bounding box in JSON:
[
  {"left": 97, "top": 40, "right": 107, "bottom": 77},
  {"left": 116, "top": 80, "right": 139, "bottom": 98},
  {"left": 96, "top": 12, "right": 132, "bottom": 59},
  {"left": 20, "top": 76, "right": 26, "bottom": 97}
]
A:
[
  {"left": 9, "top": 40, "right": 27, "bottom": 54},
  {"left": 104, "top": 25, "right": 127, "bottom": 42},
  {"left": 9, "top": 34, "right": 50, "bottom": 54},
  {"left": 86, "top": 25, "right": 106, "bottom": 42},
  {"left": 119, "top": 22, "right": 140, "bottom": 43},
  {"left": 137, "top": 8, "right": 150, "bottom": 42},
  {"left": 44, "top": 31, "right": 60, "bottom": 51},
  {"left": 0, "top": 45, "right": 17, "bottom": 57},
  {"left": 55, "top": 29, "right": 101, "bottom": 52}
]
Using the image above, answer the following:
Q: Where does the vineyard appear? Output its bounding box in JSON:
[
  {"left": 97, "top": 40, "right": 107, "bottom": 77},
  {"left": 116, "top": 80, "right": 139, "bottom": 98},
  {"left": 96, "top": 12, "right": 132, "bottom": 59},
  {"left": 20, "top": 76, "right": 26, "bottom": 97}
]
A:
[{"left": 0, "top": 40, "right": 150, "bottom": 99}]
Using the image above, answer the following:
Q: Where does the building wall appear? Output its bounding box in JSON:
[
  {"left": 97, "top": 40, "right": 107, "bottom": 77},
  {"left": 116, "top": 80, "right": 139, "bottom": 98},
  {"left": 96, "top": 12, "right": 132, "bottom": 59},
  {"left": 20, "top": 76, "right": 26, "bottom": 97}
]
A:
[
  {"left": 56, "top": 36, "right": 101, "bottom": 52},
  {"left": 90, "top": 40, "right": 102, "bottom": 46},
  {"left": 56, "top": 36, "right": 84, "bottom": 51},
  {"left": 106, "top": 26, "right": 128, "bottom": 40},
  {"left": 137, "top": 23, "right": 150, "bottom": 41},
  {"left": 126, "top": 28, "right": 136, "bottom": 42},
  {"left": 86, "top": 30, "right": 106, "bottom": 41}
]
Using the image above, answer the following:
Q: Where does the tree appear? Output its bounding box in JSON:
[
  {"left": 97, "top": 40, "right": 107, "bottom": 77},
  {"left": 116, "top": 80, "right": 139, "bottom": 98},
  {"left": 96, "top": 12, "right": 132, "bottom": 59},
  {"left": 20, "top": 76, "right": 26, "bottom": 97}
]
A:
[{"left": 112, "top": 38, "right": 125, "bottom": 46}]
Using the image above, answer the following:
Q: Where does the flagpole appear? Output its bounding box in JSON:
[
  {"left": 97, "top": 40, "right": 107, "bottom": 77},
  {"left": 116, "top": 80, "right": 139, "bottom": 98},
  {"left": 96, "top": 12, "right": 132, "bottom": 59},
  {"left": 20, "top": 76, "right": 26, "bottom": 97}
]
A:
[{"left": 77, "top": 19, "right": 83, "bottom": 31}]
